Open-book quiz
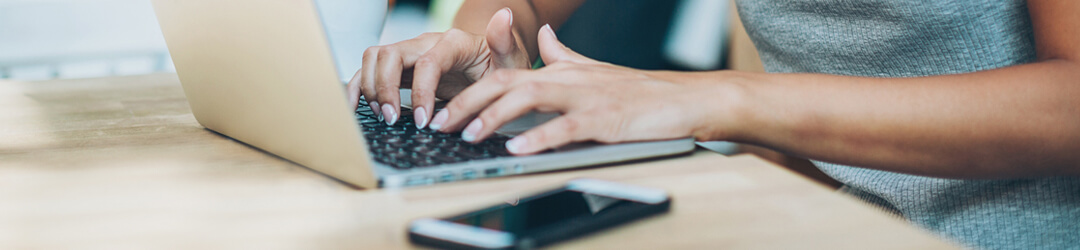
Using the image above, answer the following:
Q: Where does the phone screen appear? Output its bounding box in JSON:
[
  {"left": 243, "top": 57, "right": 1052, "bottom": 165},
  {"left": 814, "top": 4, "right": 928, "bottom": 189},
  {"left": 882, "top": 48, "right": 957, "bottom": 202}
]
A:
[{"left": 448, "top": 189, "right": 631, "bottom": 235}]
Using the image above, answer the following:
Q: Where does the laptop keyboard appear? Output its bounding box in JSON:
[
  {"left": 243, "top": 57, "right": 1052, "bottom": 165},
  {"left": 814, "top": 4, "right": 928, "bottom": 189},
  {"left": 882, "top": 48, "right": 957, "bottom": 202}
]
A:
[{"left": 356, "top": 99, "right": 512, "bottom": 169}]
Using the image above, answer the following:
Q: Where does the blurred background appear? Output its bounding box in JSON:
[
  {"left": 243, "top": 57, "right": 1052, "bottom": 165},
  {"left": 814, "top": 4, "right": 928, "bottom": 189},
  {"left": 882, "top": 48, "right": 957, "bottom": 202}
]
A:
[
  {"left": 0, "top": 0, "right": 834, "bottom": 186},
  {"left": 0, "top": 0, "right": 740, "bottom": 81},
  {"left": 1, "top": 0, "right": 171, "bottom": 80}
]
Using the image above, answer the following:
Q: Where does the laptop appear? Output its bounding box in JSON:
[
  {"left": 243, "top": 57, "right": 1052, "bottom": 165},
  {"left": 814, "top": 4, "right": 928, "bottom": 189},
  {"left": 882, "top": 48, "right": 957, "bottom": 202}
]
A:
[{"left": 151, "top": 0, "right": 696, "bottom": 188}]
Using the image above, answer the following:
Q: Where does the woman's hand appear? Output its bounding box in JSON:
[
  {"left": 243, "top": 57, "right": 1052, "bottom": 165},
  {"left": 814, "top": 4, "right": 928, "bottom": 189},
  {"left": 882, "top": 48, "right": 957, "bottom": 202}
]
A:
[
  {"left": 429, "top": 24, "right": 747, "bottom": 155},
  {"left": 347, "top": 8, "right": 531, "bottom": 128}
]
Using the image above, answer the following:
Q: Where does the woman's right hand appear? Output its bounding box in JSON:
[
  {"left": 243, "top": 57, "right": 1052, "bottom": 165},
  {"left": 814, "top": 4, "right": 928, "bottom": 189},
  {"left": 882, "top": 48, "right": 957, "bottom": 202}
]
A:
[{"left": 347, "top": 7, "right": 532, "bottom": 129}]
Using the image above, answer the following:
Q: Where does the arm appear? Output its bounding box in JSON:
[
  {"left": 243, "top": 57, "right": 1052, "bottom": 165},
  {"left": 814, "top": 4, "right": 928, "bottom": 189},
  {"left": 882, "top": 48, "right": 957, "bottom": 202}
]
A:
[
  {"left": 691, "top": 0, "right": 1080, "bottom": 178},
  {"left": 432, "top": 0, "right": 1080, "bottom": 179}
]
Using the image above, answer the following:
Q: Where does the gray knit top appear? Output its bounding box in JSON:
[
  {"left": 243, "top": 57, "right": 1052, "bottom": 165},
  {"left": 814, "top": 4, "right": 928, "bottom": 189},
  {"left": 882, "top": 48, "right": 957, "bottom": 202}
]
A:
[{"left": 734, "top": 0, "right": 1080, "bottom": 249}]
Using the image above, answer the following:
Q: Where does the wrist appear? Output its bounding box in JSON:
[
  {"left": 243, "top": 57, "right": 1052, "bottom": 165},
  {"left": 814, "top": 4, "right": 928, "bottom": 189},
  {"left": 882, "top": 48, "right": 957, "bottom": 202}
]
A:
[{"left": 652, "top": 70, "right": 760, "bottom": 143}]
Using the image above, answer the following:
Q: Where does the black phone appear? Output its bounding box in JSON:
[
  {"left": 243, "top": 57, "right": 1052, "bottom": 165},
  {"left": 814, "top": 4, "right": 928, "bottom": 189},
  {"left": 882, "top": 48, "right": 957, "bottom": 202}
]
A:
[{"left": 407, "top": 179, "right": 672, "bottom": 249}]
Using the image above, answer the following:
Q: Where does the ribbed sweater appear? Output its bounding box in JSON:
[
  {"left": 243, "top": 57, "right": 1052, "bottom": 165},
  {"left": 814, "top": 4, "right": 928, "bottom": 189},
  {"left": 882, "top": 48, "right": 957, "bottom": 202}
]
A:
[{"left": 734, "top": 0, "right": 1080, "bottom": 249}]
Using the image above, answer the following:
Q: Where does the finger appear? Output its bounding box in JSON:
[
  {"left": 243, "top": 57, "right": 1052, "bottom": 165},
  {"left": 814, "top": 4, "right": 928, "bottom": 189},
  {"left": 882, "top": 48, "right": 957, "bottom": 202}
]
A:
[
  {"left": 346, "top": 66, "right": 363, "bottom": 111},
  {"left": 485, "top": 8, "right": 529, "bottom": 68},
  {"left": 537, "top": 24, "right": 589, "bottom": 66},
  {"left": 361, "top": 36, "right": 440, "bottom": 121},
  {"left": 380, "top": 34, "right": 441, "bottom": 90},
  {"left": 412, "top": 29, "right": 482, "bottom": 130},
  {"left": 374, "top": 48, "right": 405, "bottom": 125},
  {"left": 360, "top": 46, "right": 381, "bottom": 118},
  {"left": 431, "top": 69, "right": 528, "bottom": 133},
  {"left": 409, "top": 76, "right": 445, "bottom": 130},
  {"left": 461, "top": 82, "right": 571, "bottom": 142},
  {"left": 505, "top": 115, "right": 590, "bottom": 155},
  {"left": 410, "top": 52, "right": 450, "bottom": 129},
  {"left": 409, "top": 69, "right": 434, "bottom": 129}
]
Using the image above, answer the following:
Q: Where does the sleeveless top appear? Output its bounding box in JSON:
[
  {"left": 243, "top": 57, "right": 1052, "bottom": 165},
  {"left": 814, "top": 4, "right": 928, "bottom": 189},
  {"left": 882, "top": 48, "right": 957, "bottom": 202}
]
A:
[{"left": 734, "top": 0, "right": 1080, "bottom": 249}]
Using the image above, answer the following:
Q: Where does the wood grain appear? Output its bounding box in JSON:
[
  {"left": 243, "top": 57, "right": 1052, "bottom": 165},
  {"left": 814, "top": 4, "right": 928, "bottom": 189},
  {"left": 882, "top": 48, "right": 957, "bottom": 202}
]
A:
[{"left": 0, "top": 74, "right": 956, "bottom": 249}]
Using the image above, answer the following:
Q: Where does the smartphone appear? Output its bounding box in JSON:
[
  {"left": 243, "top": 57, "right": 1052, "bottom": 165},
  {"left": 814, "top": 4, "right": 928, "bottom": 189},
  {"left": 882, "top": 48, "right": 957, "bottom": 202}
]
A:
[{"left": 407, "top": 179, "right": 672, "bottom": 249}]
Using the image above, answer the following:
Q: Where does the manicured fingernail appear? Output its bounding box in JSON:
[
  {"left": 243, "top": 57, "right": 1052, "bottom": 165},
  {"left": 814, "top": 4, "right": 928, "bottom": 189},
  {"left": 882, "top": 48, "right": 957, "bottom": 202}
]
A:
[
  {"left": 506, "top": 137, "right": 527, "bottom": 154},
  {"left": 462, "top": 119, "right": 483, "bottom": 142},
  {"left": 371, "top": 101, "right": 381, "bottom": 116},
  {"left": 502, "top": 7, "right": 512, "bottom": 25},
  {"left": 381, "top": 104, "right": 398, "bottom": 125},
  {"left": 414, "top": 107, "right": 428, "bottom": 129},
  {"left": 542, "top": 24, "right": 556, "bottom": 39},
  {"left": 428, "top": 109, "right": 448, "bottom": 130}
]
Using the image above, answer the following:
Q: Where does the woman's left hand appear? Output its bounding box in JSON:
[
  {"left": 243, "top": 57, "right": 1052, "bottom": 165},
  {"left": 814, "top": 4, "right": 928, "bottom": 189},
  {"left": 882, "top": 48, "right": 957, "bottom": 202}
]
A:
[{"left": 427, "top": 24, "right": 745, "bottom": 155}]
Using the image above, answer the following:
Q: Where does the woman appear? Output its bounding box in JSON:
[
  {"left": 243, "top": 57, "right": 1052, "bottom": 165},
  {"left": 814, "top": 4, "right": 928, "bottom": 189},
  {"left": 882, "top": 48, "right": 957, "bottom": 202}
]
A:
[{"left": 348, "top": 1, "right": 1080, "bottom": 248}]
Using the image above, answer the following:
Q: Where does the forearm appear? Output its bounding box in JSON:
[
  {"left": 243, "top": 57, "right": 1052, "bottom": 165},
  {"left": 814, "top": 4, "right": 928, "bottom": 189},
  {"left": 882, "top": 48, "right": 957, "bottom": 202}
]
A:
[
  {"left": 452, "top": 0, "right": 583, "bottom": 62},
  {"left": 690, "top": 61, "right": 1080, "bottom": 178}
]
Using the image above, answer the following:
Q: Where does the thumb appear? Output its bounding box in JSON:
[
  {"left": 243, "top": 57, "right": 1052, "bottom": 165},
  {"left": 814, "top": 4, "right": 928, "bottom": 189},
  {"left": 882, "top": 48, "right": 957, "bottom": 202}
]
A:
[
  {"left": 537, "top": 24, "right": 587, "bottom": 66},
  {"left": 485, "top": 8, "right": 526, "bottom": 68}
]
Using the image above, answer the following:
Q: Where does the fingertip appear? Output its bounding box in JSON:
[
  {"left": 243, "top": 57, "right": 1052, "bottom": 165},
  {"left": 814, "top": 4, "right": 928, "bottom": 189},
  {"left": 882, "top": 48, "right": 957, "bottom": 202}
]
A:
[
  {"left": 374, "top": 85, "right": 401, "bottom": 124},
  {"left": 495, "top": 7, "right": 512, "bottom": 26},
  {"left": 429, "top": 109, "right": 449, "bottom": 131},
  {"left": 486, "top": 8, "right": 516, "bottom": 57},
  {"left": 348, "top": 88, "right": 361, "bottom": 109},
  {"left": 505, "top": 136, "right": 529, "bottom": 155},
  {"left": 347, "top": 93, "right": 357, "bottom": 109},
  {"left": 370, "top": 101, "right": 381, "bottom": 117},
  {"left": 537, "top": 24, "right": 562, "bottom": 65},
  {"left": 540, "top": 24, "right": 555, "bottom": 39},
  {"left": 381, "top": 103, "right": 399, "bottom": 125},
  {"left": 538, "top": 24, "right": 559, "bottom": 47},
  {"left": 414, "top": 106, "right": 429, "bottom": 129},
  {"left": 504, "top": 7, "right": 513, "bottom": 26},
  {"left": 461, "top": 118, "right": 483, "bottom": 142},
  {"left": 410, "top": 64, "right": 439, "bottom": 129}
]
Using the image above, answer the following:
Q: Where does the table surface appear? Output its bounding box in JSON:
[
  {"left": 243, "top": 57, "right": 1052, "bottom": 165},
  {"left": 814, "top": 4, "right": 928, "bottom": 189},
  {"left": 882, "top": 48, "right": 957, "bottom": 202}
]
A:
[{"left": 0, "top": 74, "right": 956, "bottom": 249}]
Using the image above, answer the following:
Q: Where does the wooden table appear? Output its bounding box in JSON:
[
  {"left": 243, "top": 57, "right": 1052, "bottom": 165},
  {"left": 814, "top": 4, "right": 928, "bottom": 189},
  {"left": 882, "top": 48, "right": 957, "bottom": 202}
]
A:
[{"left": 0, "top": 74, "right": 956, "bottom": 249}]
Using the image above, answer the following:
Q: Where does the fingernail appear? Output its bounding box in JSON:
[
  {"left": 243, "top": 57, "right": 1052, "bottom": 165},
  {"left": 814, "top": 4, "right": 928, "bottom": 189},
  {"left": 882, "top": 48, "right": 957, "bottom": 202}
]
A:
[
  {"left": 502, "top": 7, "right": 512, "bottom": 25},
  {"left": 462, "top": 119, "right": 483, "bottom": 142},
  {"left": 506, "top": 137, "right": 527, "bottom": 154},
  {"left": 428, "top": 109, "right": 448, "bottom": 130},
  {"left": 542, "top": 24, "right": 556, "bottom": 39},
  {"left": 414, "top": 107, "right": 428, "bottom": 129},
  {"left": 371, "top": 101, "right": 381, "bottom": 116},
  {"left": 381, "top": 104, "right": 398, "bottom": 125}
]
